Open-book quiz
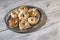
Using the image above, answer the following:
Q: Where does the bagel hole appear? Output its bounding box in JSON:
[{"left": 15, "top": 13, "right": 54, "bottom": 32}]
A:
[
  {"left": 22, "top": 22, "right": 25, "bottom": 25},
  {"left": 31, "top": 19, "right": 33, "bottom": 21},
  {"left": 22, "top": 15, "right": 24, "bottom": 17}
]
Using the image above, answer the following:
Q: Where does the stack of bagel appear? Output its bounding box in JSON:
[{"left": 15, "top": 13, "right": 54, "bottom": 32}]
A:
[{"left": 8, "top": 6, "right": 39, "bottom": 30}]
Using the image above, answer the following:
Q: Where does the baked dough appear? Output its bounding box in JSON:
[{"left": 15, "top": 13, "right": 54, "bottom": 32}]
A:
[
  {"left": 28, "top": 8, "right": 38, "bottom": 17},
  {"left": 18, "top": 6, "right": 28, "bottom": 14},
  {"left": 19, "top": 20, "right": 31, "bottom": 30},
  {"left": 13, "top": 9, "right": 19, "bottom": 14},
  {"left": 28, "top": 17, "right": 38, "bottom": 25},
  {"left": 18, "top": 12, "right": 29, "bottom": 20},
  {"left": 11, "top": 9, "right": 19, "bottom": 18},
  {"left": 8, "top": 18, "right": 19, "bottom": 28}
]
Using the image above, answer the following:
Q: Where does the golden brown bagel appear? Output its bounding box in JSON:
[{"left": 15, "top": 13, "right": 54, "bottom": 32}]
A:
[
  {"left": 19, "top": 20, "right": 31, "bottom": 30},
  {"left": 28, "top": 17, "right": 38, "bottom": 25},
  {"left": 18, "top": 12, "right": 29, "bottom": 20},
  {"left": 18, "top": 6, "right": 28, "bottom": 14},
  {"left": 8, "top": 18, "right": 19, "bottom": 28},
  {"left": 28, "top": 8, "right": 38, "bottom": 17},
  {"left": 11, "top": 9, "right": 19, "bottom": 18}
]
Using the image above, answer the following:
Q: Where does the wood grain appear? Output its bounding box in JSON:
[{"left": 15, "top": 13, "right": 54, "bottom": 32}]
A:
[{"left": 0, "top": 0, "right": 60, "bottom": 40}]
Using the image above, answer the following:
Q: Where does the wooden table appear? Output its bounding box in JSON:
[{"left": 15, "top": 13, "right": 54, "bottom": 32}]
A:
[{"left": 0, "top": 0, "right": 60, "bottom": 40}]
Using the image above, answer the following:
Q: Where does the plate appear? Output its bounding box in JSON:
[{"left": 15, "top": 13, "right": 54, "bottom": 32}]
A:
[{"left": 4, "top": 6, "right": 47, "bottom": 33}]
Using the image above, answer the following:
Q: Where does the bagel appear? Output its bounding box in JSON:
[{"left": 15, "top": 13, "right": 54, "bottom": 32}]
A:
[
  {"left": 28, "top": 8, "right": 38, "bottom": 17},
  {"left": 8, "top": 18, "right": 19, "bottom": 28},
  {"left": 19, "top": 20, "right": 31, "bottom": 30},
  {"left": 28, "top": 17, "right": 38, "bottom": 25},
  {"left": 13, "top": 9, "right": 19, "bottom": 14},
  {"left": 11, "top": 9, "right": 19, "bottom": 18},
  {"left": 18, "top": 12, "right": 29, "bottom": 20},
  {"left": 18, "top": 6, "right": 28, "bottom": 14}
]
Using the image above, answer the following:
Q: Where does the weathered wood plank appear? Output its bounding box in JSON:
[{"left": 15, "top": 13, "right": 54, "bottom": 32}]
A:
[{"left": 0, "top": 0, "right": 60, "bottom": 40}]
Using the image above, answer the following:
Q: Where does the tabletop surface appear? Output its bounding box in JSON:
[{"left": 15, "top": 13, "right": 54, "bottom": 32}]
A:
[{"left": 0, "top": 0, "right": 60, "bottom": 40}]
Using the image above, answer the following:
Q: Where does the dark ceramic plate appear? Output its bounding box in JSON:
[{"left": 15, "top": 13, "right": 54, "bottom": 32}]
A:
[{"left": 4, "top": 6, "right": 47, "bottom": 33}]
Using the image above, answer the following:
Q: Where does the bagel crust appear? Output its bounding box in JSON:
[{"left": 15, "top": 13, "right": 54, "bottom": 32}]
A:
[
  {"left": 18, "top": 13, "right": 29, "bottom": 20},
  {"left": 19, "top": 20, "right": 31, "bottom": 30},
  {"left": 28, "top": 8, "right": 38, "bottom": 17},
  {"left": 8, "top": 18, "right": 19, "bottom": 28},
  {"left": 28, "top": 17, "right": 38, "bottom": 25},
  {"left": 11, "top": 9, "right": 19, "bottom": 18}
]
